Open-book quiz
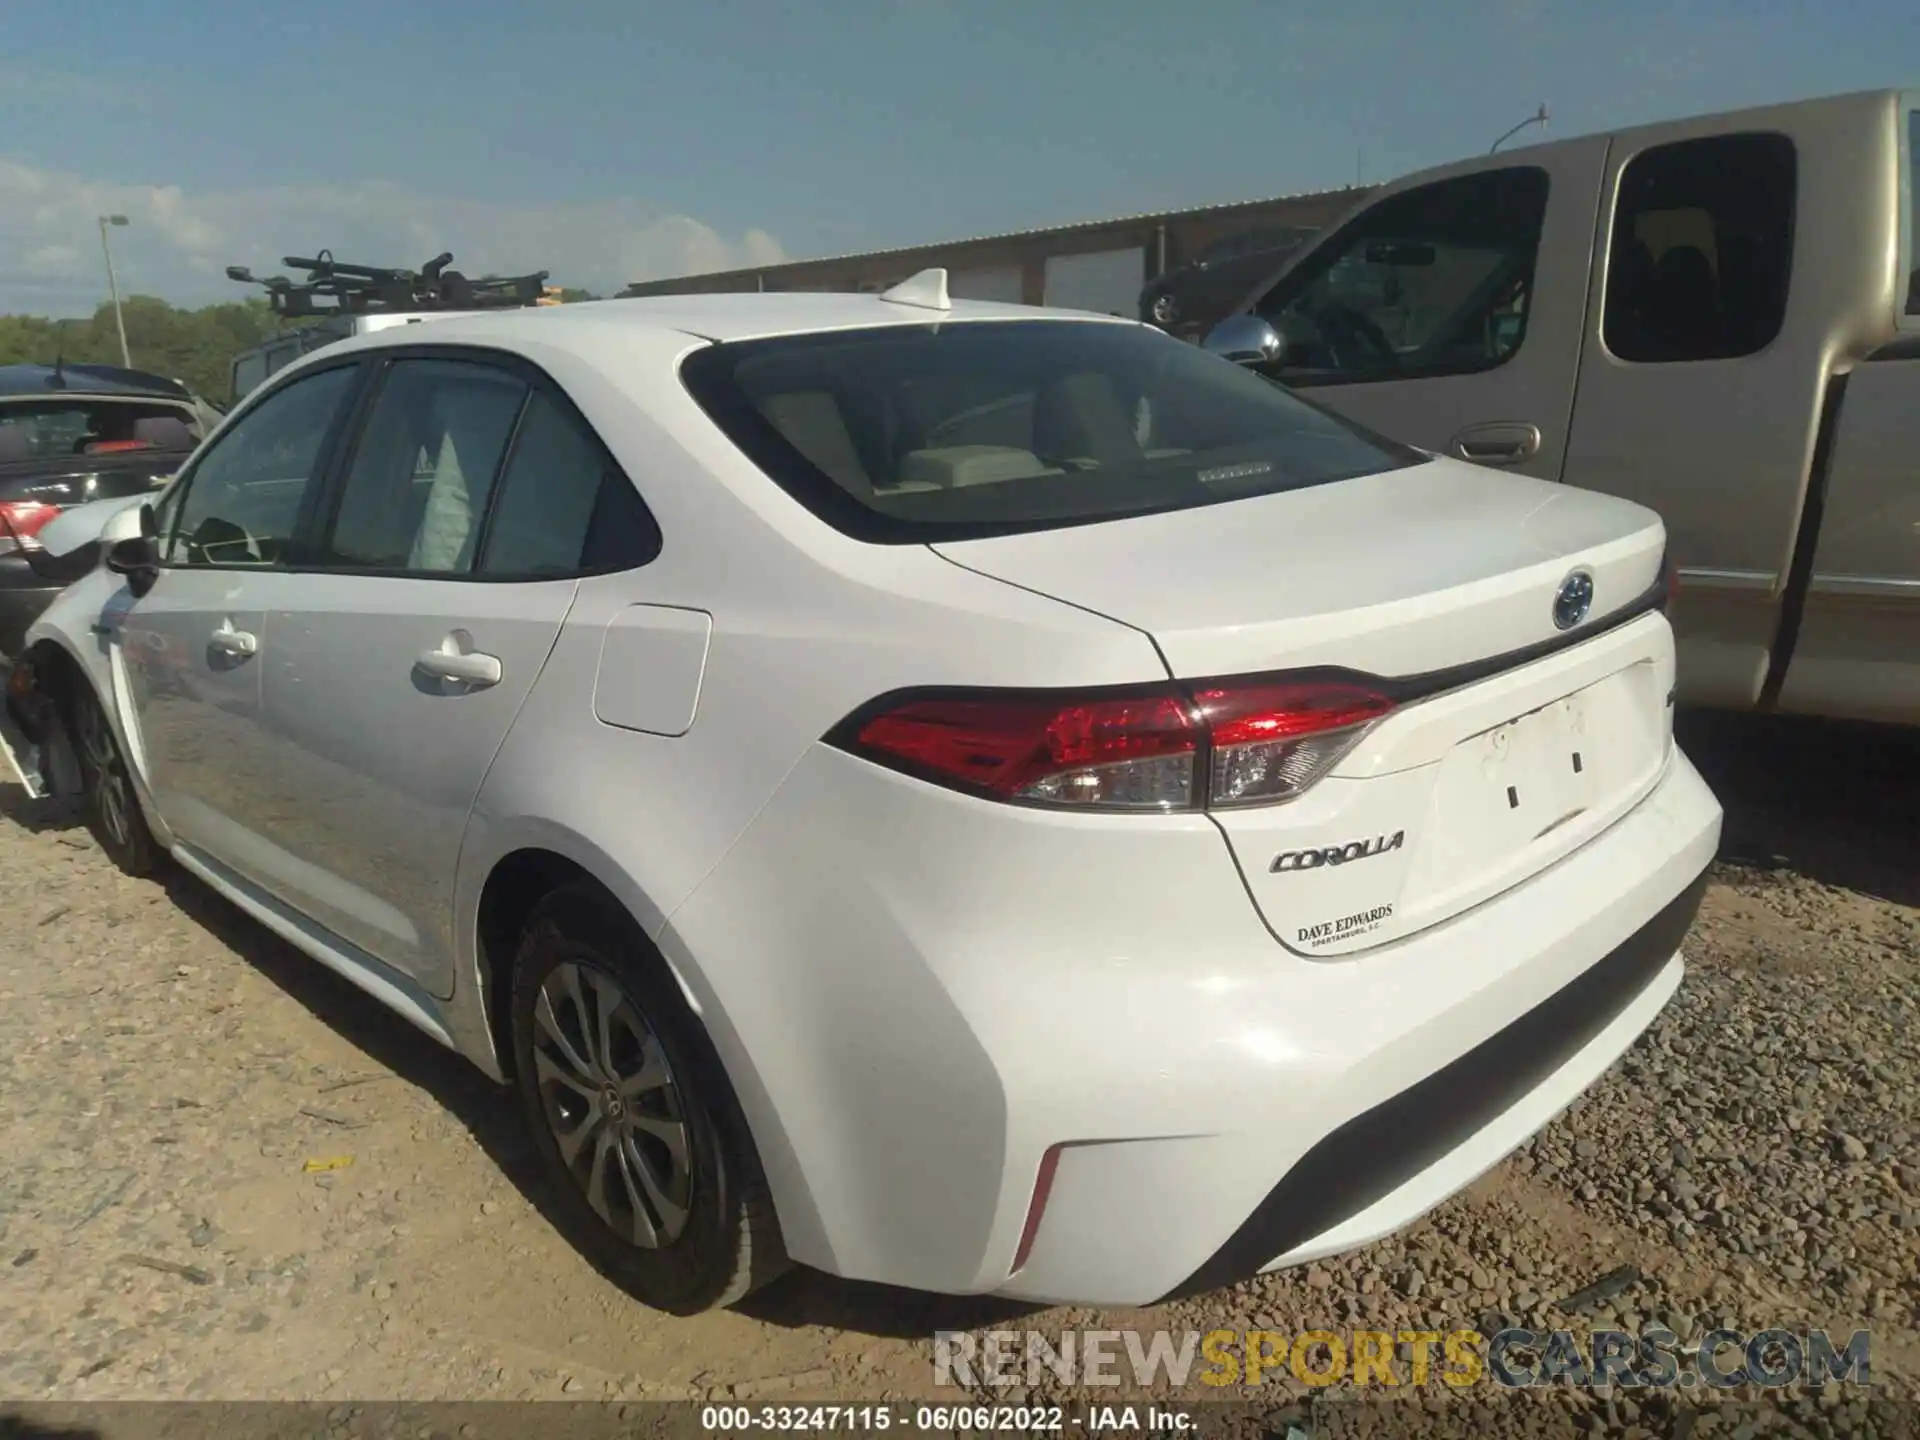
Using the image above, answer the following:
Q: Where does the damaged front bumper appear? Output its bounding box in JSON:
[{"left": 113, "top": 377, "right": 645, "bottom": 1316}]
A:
[{"left": 2, "top": 655, "right": 59, "bottom": 798}]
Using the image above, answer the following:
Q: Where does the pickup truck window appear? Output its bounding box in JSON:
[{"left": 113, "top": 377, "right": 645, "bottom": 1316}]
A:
[
  {"left": 1252, "top": 167, "right": 1550, "bottom": 387},
  {"left": 1602, "top": 132, "right": 1796, "bottom": 363}
]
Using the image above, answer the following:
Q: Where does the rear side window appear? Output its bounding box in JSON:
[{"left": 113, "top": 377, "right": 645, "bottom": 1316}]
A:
[
  {"left": 678, "top": 319, "right": 1421, "bottom": 544},
  {"left": 1603, "top": 132, "right": 1797, "bottom": 362},
  {"left": 477, "top": 390, "right": 662, "bottom": 576}
]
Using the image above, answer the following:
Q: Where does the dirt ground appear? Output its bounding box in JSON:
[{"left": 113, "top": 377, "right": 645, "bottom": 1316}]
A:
[{"left": 1, "top": 709, "right": 1915, "bottom": 1419}]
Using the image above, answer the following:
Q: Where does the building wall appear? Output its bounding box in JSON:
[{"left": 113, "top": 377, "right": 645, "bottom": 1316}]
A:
[{"left": 618, "top": 188, "right": 1373, "bottom": 310}]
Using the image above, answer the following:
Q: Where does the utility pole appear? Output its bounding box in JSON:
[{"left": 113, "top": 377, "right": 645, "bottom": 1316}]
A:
[{"left": 98, "top": 214, "right": 132, "bottom": 367}]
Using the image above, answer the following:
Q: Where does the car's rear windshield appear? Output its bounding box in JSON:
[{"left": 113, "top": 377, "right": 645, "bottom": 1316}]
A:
[
  {"left": 677, "top": 319, "right": 1424, "bottom": 543},
  {"left": 0, "top": 398, "right": 197, "bottom": 464}
]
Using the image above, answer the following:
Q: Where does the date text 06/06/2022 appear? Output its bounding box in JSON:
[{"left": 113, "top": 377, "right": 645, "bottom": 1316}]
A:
[{"left": 698, "top": 1403, "right": 1193, "bottom": 1432}]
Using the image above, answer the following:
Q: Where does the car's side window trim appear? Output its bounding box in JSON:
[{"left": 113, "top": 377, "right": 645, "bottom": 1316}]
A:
[
  {"left": 294, "top": 342, "right": 663, "bottom": 584},
  {"left": 154, "top": 358, "right": 369, "bottom": 571},
  {"left": 462, "top": 383, "right": 539, "bottom": 574}
]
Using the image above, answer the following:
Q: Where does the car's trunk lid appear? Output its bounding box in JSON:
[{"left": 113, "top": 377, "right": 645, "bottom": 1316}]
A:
[{"left": 932, "top": 457, "right": 1676, "bottom": 953}]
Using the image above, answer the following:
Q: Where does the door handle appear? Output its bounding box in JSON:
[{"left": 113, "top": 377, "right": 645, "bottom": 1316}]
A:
[
  {"left": 1450, "top": 422, "right": 1542, "bottom": 466},
  {"left": 209, "top": 622, "right": 258, "bottom": 657},
  {"left": 416, "top": 646, "right": 503, "bottom": 688}
]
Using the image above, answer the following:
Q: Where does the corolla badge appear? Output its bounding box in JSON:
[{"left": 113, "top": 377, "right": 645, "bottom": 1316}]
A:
[{"left": 1553, "top": 569, "right": 1595, "bottom": 631}]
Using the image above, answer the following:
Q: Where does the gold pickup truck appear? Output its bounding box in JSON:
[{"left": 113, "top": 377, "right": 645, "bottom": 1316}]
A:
[{"left": 1206, "top": 88, "right": 1919, "bottom": 726}]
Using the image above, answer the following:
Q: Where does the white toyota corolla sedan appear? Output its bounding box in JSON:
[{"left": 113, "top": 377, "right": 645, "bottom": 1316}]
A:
[{"left": 6, "top": 273, "right": 1722, "bottom": 1314}]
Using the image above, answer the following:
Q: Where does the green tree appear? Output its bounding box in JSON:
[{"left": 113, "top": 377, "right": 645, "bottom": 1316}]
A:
[
  {"left": 1, "top": 282, "right": 599, "bottom": 402},
  {"left": 0, "top": 296, "right": 285, "bottom": 401}
]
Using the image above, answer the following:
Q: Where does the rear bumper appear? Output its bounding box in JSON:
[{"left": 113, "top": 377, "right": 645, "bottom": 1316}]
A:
[
  {"left": 661, "top": 738, "right": 1721, "bottom": 1306},
  {"left": 1163, "top": 866, "right": 1704, "bottom": 1299}
]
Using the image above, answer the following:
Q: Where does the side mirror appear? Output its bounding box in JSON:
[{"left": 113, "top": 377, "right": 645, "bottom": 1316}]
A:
[
  {"left": 1203, "top": 314, "right": 1288, "bottom": 368},
  {"left": 106, "top": 535, "right": 160, "bottom": 598},
  {"left": 140, "top": 502, "right": 158, "bottom": 538}
]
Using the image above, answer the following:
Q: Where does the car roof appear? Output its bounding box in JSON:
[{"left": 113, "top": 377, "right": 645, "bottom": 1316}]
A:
[
  {"left": 0, "top": 362, "right": 194, "bottom": 401},
  {"left": 321, "top": 291, "right": 1139, "bottom": 355}
]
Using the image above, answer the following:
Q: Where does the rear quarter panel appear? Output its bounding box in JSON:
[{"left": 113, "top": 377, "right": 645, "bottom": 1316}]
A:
[{"left": 449, "top": 329, "right": 1171, "bottom": 1226}]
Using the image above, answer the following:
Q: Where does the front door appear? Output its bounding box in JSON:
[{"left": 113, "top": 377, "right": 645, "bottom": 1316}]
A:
[
  {"left": 116, "top": 362, "right": 360, "bottom": 879},
  {"left": 1243, "top": 140, "right": 1611, "bottom": 484},
  {"left": 251, "top": 356, "right": 656, "bottom": 996}
]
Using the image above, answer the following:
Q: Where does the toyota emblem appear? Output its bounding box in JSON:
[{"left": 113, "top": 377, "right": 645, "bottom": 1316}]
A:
[{"left": 1553, "top": 569, "right": 1595, "bottom": 631}]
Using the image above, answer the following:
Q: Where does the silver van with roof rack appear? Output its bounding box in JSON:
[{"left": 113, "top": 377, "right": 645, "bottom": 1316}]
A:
[{"left": 226, "top": 250, "right": 552, "bottom": 402}]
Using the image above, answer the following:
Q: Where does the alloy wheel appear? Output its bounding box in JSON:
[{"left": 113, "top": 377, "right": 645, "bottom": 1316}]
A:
[
  {"left": 76, "top": 694, "right": 133, "bottom": 851},
  {"left": 532, "top": 959, "right": 694, "bottom": 1248}
]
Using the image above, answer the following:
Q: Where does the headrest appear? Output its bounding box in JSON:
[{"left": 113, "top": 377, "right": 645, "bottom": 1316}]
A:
[
  {"left": 757, "top": 390, "right": 870, "bottom": 494},
  {"left": 897, "top": 445, "right": 1059, "bottom": 489}
]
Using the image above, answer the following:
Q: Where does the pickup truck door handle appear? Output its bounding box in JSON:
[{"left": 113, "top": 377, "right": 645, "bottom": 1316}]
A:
[
  {"left": 209, "top": 621, "right": 258, "bottom": 657},
  {"left": 416, "top": 645, "right": 503, "bottom": 689},
  {"left": 1451, "top": 422, "right": 1542, "bottom": 466}
]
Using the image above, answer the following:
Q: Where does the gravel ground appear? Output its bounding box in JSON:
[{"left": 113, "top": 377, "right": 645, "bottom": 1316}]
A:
[{"left": 1, "top": 709, "right": 1915, "bottom": 1435}]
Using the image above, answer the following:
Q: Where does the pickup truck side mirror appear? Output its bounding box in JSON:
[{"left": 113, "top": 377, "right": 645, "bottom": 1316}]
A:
[
  {"left": 1203, "top": 314, "right": 1288, "bottom": 368},
  {"left": 106, "top": 535, "right": 161, "bottom": 599}
]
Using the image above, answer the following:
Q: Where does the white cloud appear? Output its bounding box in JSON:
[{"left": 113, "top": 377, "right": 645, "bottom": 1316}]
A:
[{"left": 0, "top": 156, "right": 786, "bottom": 316}]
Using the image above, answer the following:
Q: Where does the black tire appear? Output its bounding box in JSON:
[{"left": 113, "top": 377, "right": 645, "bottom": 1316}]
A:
[
  {"left": 509, "top": 881, "right": 788, "bottom": 1314},
  {"left": 69, "top": 680, "right": 162, "bottom": 877}
]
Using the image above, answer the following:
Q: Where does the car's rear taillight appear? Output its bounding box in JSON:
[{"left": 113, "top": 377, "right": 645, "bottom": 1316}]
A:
[
  {"left": 1195, "top": 678, "right": 1396, "bottom": 808},
  {"left": 834, "top": 674, "right": 1396, "bottom": 812},
  {"left": 849, "top": 691, "right": 1199, "bottom": 810},
  {"left": 0, "top": 500, "right": 61, "bottom": 544}
]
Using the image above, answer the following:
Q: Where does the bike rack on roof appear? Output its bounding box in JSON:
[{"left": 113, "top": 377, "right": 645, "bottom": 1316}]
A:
[{"left": 225, "top": 250, "right": 551, "bottom": 320}]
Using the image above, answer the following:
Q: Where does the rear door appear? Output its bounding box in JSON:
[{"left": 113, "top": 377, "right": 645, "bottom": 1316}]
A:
[
  {"left": 1244, "top": 141, "right": 1611, "bottom": 483},
  {"left": 252, "top": 350, "right": 660, "bottom": 996}
]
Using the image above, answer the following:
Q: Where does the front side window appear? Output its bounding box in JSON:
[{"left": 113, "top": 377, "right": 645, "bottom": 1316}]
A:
[
  {"left": 164, "top": 365, "right": 357, "bottom": 567},
  {"left": 1253, "top": 167, "right": 1550, "bottom": 385},
  {"left": 322, "top": 359, "right": 527, "bottom": 573},
  {"left": 679, "top": 319, "right": 1422, "bottom": 544},
  {"left": 1602, "top": 132, "right": 1797, "bottom": 362}
]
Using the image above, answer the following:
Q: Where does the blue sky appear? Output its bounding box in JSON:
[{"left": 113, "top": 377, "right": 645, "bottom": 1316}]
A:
[{"left": 0, "top": 0, "right": 1912, "bottom": 313}]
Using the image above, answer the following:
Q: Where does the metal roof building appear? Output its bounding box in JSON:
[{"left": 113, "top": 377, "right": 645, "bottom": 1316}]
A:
[{"left": 618, "top": 185, "right": 1374, "bottom": 318}]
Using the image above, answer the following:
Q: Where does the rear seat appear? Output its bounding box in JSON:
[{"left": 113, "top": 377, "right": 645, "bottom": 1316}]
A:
[{"left": 755, "top": 386, "right": 1170, "bottom": 497}]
